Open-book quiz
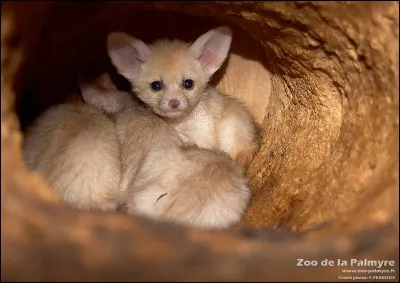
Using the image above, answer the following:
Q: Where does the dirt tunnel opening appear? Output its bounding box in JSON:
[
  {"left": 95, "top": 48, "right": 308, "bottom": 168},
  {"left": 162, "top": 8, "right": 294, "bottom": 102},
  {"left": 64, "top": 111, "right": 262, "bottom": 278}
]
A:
[{"left": 1, "top": 1, "right": 399, "bottom": 281}]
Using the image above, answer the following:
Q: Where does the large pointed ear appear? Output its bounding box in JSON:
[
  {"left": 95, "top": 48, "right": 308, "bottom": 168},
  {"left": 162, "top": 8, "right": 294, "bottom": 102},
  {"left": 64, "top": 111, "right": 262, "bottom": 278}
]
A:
[
  {"left": 107, "top": 32, "right": 151, "bottom": 81},
  {"left": 189, "top": 26, "right": 232, "bottom": 77},
  {"left": 78, "top": 73, "right": 132, "bottom": 114}
]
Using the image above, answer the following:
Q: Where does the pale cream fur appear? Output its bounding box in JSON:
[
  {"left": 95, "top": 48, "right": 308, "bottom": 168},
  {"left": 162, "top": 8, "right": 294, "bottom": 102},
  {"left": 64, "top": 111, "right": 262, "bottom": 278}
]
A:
[
  {"left": 115, "top": 104, "right": 251, "bottom": 229},
  {"left": 22, "top": 102, "right": 121, "bottom": 211},
  {"left": 24, "top": 72, "right": 251, "bottom": 228},
  {"left": 82, "top": 73, "right": 251, "bottom": 228},
  {"left": 107, "top": 27, "right": 260, "bottom": 169}
]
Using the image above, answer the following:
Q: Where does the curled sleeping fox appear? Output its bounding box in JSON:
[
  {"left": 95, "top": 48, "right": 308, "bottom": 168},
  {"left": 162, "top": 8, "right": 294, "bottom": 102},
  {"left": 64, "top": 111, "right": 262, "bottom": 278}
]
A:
[{"left": 22, "top": 75, "right": 122, "bottom": 211}]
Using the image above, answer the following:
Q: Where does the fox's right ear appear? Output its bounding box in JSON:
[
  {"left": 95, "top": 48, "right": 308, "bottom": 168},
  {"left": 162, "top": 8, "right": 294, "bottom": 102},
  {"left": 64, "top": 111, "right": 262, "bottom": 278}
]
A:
[{"left": 107, "top": 32, "right": 151, "bottom": 82}]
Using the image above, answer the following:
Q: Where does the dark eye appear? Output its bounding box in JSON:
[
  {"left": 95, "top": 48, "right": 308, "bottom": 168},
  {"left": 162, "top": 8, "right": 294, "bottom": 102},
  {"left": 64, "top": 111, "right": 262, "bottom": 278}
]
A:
[
  {"left": 150, "top": 81, "right": 163, "bottom": 92},
  {"left": 182, "top": 79, "right": 194, "bottom": 90}
]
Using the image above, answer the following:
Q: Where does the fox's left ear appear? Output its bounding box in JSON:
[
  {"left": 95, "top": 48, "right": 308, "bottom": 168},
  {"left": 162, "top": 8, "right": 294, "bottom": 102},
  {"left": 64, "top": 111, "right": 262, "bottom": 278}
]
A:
[{"left": 189, "top": 26, "right": 232, "bottom": 76}]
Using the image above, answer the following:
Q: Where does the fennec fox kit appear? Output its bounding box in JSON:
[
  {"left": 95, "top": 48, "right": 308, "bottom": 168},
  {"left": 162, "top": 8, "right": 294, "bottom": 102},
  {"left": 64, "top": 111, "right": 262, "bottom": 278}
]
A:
[
  {"left": 85, "top": 73, "right": 251, "bottom": 229},
  {"left": 107, "top": 26, "right": 260, "bottom": 169},
  {"left": 22, "top": 75, "right": 122, "bottom": 212}
]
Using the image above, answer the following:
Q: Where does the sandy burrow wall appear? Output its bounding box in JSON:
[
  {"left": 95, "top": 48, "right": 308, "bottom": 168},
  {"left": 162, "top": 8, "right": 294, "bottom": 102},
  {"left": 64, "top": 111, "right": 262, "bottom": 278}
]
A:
[{"left": 1, "top": 1, "right": 399, "bottom": 281}]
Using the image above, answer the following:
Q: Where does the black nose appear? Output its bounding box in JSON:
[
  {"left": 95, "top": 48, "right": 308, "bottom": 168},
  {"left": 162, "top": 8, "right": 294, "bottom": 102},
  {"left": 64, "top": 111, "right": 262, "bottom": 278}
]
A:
[{"left": 168, "top": 99, "right": 180, "bottom": 109}]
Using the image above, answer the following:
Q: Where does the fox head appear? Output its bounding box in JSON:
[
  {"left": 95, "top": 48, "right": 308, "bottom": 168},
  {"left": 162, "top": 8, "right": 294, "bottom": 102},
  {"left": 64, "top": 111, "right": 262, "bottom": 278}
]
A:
[{"left": 107, "top": 26, "right": 232, "bottom": 120}]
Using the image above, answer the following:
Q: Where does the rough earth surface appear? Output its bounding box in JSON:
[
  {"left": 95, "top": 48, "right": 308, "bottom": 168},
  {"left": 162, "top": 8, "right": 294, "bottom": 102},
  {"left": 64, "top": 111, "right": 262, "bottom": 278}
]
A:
[{"left": 1, "top": 1, "right": 398, "bottom": 281}]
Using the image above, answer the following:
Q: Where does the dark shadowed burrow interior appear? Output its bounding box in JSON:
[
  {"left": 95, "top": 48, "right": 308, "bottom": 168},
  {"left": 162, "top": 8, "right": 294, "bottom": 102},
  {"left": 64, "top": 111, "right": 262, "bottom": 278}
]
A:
[{"left": 1, "top": 1, "right": 399, "bottom": 281}]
